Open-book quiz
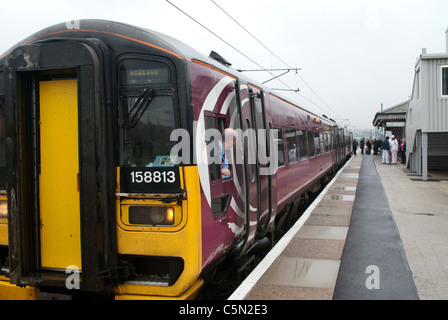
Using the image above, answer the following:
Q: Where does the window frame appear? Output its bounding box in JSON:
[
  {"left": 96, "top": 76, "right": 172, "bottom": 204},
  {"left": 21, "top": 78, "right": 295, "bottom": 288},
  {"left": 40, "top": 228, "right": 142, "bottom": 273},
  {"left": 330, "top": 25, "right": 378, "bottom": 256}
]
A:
[
  {"left": 441, "top": 65, "right": 448, "bottom": 98},
  {"left": 274, "top": 126, "right": 285, "bottom": 168},
  {"left": 117, "top": 55, "right": 180, "bottom": 168},
  {"left": 205, "top": 113, "right": 228, "bottom": 182},
  {"left": 314, "top": 131, "right": 321, "bottom": 156},
  {"left": 307, "top": 130, "right": 315, "bottom": 158},
  {"left": 285, "top": 127, "right": 298, "bottom": 165},
  {"left": 297, "top": 129, "right": 308, "bottom": 161}
]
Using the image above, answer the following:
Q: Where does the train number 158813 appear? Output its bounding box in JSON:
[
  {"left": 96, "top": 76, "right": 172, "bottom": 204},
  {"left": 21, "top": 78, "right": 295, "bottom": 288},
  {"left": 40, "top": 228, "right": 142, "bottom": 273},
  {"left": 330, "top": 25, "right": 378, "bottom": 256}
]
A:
[{"left": 130, "top": 170, "right": 176, "bottom": 184}]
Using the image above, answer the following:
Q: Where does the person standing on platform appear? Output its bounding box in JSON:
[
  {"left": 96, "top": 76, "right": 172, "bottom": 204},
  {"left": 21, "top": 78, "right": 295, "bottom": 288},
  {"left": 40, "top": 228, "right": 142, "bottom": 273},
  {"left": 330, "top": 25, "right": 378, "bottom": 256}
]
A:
[
  {"left": 400, "top": 138, "right": 407, "bottom": 164},
  {"left": 360, "top": 138, "right": 365, "bottom": 154},
  {"left": 377, "top": 138, "right": 383, "bottom": 155},
  {"left": 373, "top": 138, "right": 379, "bottom": 155},
  {"left": 390, "top": 135, "right": 399, "bottom": 164},
  {"left": 366, "top": 139, "right": 372, "bottom": 155},
  {"left": 353, "top": 139, "right": 358, "bottom": 156},
  {"left": 381, "top": 136, "right": 390, "bottom": 164}
]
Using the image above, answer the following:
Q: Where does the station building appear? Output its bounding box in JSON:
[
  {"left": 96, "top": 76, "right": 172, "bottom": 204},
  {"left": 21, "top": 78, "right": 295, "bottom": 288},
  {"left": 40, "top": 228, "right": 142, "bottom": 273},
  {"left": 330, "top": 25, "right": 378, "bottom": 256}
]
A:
[
  {"left": 373, "top": 28, "right": 448, "bottom": 180},
  {"left": 406, "top": 28, "right": 448, "bottom": 179}
]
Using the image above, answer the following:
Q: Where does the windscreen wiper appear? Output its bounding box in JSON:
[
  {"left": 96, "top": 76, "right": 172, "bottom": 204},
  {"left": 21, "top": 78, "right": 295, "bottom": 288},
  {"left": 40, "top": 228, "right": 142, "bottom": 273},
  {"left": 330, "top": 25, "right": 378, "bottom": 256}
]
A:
[
  {"left": 122, "top": 88, "right": 155, "bottom": 129},
  {"left": 0, "top": 97, "right": 5, "bottom": 115}
]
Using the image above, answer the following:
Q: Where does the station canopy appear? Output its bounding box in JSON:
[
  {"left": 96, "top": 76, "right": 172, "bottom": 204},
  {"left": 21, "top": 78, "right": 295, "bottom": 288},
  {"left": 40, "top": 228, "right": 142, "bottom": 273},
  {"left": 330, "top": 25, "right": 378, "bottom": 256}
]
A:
[{"left": 372, "top": 100, "right": 408, "bottom": 139}]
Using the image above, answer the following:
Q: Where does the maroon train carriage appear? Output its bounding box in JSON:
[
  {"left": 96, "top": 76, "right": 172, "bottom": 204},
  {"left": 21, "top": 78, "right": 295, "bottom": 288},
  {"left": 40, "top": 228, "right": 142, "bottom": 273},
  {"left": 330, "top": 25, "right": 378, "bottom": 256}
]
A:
[{"left": 0, "top": 19, "right": 352, "bottom": 299}]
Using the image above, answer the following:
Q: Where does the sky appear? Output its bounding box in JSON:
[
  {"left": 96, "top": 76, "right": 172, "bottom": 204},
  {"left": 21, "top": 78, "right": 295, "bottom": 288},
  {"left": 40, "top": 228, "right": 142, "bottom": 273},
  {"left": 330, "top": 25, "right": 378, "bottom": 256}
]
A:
[{"left": 1, "top": 0, "right": 447, "bottom": 129}]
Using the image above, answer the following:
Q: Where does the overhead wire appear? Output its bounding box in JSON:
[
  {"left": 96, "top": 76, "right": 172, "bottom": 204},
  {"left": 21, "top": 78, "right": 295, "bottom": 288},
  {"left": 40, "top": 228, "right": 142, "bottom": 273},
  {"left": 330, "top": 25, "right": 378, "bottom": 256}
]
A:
[
  {"left": 211, "top": 0, "right": 292, "bottom": 71},
  {"left": 166, "top": 0, "right": 317, "bottom": 105},
  {"left": 165, "top": 0, "right": 274, "bottom": 77},
  {"left": 166, "top": 0, "right": 301, "bottom": 93},
  {"left": 166, "top": 0, "right": 343, "bottom": 120},
  {"left": 210, "top": 0, "right": 344, "bottom": 120}
]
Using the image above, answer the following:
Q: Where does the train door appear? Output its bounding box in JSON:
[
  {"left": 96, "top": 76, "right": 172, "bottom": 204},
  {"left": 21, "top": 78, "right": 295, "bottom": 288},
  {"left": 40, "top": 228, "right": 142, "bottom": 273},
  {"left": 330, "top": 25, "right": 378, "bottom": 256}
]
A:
[
  {"left": 39, "top": 79, "right": 81, "bottom": 269},
  {"left": 334, "top": 127, "right": 340, "bottom": 163},
  {"left": 249, "top": 87, "right": 271, "bottom": 236},
  {"left": 239, "top": 85, "right": 271, "bottom": 250},
  {"left": 5, "top": 40, "right": 116, "bottom": 292}
]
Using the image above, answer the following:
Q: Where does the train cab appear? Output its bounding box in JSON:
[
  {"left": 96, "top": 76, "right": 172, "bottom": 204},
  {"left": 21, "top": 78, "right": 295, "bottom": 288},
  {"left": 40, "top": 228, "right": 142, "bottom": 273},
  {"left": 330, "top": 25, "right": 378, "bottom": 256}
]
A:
[{"left": 0, "top": 20, "right": 205, "bottom": 299}]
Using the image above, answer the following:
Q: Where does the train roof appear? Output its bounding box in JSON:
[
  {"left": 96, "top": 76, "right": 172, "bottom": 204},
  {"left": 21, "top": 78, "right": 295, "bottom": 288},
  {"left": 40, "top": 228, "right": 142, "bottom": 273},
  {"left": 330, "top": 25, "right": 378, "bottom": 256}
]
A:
[
  {"left": 0, "top": 19, "right": 217, "bottom": 68},
  {"left": 0, "top": 19, "right": 347, "bottom": 129}
]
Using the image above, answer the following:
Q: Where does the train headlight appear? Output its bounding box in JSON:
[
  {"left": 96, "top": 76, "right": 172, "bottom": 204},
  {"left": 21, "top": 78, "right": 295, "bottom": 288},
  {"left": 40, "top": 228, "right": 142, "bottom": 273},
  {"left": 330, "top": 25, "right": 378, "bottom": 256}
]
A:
[
  {"left": 129, "top": 206, "right": 175, "bottom": 226},
  {"left": 0, "top": 200, "right": 7, "bottom": 219}
]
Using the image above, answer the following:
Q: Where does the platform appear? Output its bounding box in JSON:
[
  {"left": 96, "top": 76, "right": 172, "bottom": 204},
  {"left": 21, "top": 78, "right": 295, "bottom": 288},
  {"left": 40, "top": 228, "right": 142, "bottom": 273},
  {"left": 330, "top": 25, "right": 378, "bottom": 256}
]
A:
[
  {"left": 229, "top": 152, "right": 448, "bottom": 300},
  {"left": 229, "top": 156, "right": 362, "bottom": 300}
]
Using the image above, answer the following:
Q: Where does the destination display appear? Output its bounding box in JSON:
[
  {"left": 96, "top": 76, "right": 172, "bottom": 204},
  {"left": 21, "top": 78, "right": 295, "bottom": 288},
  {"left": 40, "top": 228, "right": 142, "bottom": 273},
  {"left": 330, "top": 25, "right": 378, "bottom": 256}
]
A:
[{"left": 120, "top": 59, "right": 170, "bottom": 86}]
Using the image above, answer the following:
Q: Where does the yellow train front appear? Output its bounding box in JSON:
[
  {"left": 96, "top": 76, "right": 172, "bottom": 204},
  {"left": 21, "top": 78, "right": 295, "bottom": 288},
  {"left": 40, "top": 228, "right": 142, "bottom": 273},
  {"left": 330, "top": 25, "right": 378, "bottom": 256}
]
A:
[{"left": 0, "top": 20, "right": 211, "bottom": 300}]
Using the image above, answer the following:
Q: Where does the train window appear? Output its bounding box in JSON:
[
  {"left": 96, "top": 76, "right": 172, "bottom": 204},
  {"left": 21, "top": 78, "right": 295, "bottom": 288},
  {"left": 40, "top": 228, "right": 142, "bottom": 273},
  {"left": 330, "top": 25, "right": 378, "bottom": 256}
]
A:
[
  {"left": 120, "top": 59, "right": 171, "bottom": 86},
  {"left": 205, "top": 116, "right": 225, "bottom": 181},
  {"left": 328, "top": 133, "right": 333, "bottom": 151},
  {"left": 119, "top": 94, "right": 177, "bottom": 167},
  {"left": 212, "top": 194, "right": 230, "bottom": 216},
  {"left": 307, "top": 131, "right": 315, "bottom": 157},
  {"left": 267, "top": 121, "right": 273, "bottom": 159},
  {"left": 285, "top": 128, "right": 298, "bottom": 164},
  {"left": 314, "top": 132, "right": 321, "bottom": 155},
  {"left": 274, "top": 127, "right": 285, "bottom": 167},
  {"left": 119, "top": 58, "right": 180, "bottom": 172},
  {"left": 297, "top": 130, "right": 308, "bottom": 160}
]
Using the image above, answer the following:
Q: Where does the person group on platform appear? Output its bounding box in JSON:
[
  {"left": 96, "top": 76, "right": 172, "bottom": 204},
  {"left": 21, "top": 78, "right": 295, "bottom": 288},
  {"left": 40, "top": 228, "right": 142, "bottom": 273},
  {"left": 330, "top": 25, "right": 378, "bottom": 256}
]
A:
[{"left": 353, "top": 135, "right": 407, "bottom": 165}]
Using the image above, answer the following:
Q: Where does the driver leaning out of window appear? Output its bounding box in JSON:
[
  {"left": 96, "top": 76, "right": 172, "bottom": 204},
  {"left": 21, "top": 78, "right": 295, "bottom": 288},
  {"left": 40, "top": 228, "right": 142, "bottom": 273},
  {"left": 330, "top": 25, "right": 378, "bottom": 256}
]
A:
[{"left": 219, "top": 128, "right": 238, "bottom": 179}]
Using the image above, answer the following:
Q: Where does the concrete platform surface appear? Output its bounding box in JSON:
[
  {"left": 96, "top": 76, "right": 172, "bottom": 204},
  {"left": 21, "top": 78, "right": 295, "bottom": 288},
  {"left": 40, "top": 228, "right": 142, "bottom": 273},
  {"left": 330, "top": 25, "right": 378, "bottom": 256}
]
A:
[
  {"left": 374, "top": 155, "right": 448, "bottom": 300},
  {"left": 229, "top": 152, "right": 448, "bottom": 300},
  {"left": 229, "top": 156, "right": 361, "bottom": 300},
  {"left": 333, "top": 155, "right": 418, "bottom": 300}
]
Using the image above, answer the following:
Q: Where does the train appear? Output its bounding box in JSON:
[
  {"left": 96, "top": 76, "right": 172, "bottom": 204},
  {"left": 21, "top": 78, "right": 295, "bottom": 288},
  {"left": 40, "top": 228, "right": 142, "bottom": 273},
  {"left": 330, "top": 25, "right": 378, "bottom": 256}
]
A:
[{"left": 0, "top": 20, "right": 352, "bottom": 300}]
